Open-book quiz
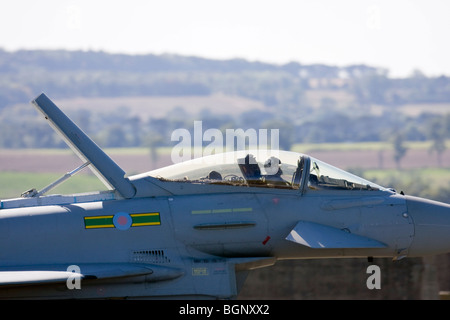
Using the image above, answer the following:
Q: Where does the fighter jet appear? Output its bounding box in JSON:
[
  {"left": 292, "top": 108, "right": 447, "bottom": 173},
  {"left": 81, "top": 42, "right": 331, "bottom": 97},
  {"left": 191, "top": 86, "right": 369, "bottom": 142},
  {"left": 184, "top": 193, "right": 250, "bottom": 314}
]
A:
[{"left": 0, "top": 93, "right": 449, "bottom": 299}]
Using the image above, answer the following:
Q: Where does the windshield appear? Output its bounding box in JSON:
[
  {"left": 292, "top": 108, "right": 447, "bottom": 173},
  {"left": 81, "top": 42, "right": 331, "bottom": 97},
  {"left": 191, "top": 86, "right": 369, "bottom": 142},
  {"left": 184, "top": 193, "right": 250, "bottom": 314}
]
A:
[
  {"left": 307, "top": 157, "right": 385, "bottom": 191},
  {"left": 146, "top": 150, "right": 386, "bottom": 192}
]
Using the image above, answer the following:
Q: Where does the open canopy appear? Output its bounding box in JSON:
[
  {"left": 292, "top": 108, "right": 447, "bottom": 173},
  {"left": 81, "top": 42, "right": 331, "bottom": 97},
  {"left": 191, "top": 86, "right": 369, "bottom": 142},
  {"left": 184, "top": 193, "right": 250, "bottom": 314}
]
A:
[{"left": 148, "top": 150, "right": 386, "bottom": 192}]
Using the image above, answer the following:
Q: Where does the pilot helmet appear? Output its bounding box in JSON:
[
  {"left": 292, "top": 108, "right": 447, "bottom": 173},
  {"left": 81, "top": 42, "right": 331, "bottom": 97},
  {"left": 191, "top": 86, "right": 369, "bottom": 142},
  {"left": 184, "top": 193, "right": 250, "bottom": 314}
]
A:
[{"left": 264, "top": 156, "right": 281, "bottom": 175}]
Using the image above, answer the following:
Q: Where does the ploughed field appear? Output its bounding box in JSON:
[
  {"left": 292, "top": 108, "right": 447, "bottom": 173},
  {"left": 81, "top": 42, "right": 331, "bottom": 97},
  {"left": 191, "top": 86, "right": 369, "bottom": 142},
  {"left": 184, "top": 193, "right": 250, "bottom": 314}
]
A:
[
  {"left": 0, "top": 145, "right": 448, "bottom": 173},
  {"left": 0, "top": 145, "right": 449, "bottom": 199}
]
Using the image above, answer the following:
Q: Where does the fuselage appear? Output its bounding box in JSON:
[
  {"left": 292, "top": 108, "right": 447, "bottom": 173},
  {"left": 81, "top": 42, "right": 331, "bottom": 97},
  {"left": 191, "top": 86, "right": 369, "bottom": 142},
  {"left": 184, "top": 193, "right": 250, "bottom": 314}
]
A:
[
  {"left": 0, "top": 184, "right": 426, "bottom": 266},
  {"left": 1, "top": 177, "right": 450, "bottom": 299}
]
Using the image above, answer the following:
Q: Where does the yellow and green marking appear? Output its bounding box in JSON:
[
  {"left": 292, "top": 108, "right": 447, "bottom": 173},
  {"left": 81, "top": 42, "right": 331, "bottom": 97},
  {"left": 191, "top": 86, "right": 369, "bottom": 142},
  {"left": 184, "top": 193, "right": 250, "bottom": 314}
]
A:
[{"left": 84, "top": 212, "right": 160, "bottom": 230}]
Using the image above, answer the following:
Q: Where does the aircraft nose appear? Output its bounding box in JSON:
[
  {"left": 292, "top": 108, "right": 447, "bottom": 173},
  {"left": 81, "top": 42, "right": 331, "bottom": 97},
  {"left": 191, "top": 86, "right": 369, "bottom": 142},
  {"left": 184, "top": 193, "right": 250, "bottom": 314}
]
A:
[{"left": 407, "top": 195, "right": 450, "bottom": 256}]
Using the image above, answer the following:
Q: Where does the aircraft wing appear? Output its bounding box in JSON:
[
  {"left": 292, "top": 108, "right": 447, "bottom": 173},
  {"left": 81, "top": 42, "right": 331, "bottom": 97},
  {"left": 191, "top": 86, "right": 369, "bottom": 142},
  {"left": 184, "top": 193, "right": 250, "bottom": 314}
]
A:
[
  {"left": 0, "top": 263, "right": 181, "bottom": 287},
  {"left": 0, "top": 270, "right": 84, "bottom": 286},
  {"left": 286, "top": 220, "right": 386, "bottom": 248}
]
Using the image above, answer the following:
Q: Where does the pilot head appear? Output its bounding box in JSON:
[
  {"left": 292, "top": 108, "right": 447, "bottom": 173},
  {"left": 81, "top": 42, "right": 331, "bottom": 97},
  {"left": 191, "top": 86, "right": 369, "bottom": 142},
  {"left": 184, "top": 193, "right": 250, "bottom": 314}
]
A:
[{"left": 264, "top": 156, "right": 281, "bottom": 175}]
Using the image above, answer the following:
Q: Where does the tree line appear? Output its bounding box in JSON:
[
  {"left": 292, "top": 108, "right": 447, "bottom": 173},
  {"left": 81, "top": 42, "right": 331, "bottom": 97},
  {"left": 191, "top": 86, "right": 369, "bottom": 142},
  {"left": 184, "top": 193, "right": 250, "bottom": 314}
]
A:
[
  {"left": 1, "top": 49, "right": 450, "bottom": 108},
  {"left": 0, "top": 49, "right": 449, "bottom": 156}
]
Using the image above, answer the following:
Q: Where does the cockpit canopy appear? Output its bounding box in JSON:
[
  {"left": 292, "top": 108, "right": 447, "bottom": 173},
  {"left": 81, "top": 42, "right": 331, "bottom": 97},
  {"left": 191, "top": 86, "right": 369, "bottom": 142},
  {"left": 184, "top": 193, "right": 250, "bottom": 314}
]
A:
[{"left": 148, "top": 150, "right": 386, "bottom": 192}]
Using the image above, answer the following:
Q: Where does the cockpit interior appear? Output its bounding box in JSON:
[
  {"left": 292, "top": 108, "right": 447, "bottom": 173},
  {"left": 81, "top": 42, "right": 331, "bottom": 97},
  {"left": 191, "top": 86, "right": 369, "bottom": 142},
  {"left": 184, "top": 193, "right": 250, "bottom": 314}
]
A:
[{"left": 148, "top": 150, "right": 385, "bottom": 192}]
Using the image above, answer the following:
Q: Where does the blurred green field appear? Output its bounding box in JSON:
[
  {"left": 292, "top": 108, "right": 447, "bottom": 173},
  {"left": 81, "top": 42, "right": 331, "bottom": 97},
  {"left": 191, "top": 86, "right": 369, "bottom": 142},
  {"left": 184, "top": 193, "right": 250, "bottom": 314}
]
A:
[
  {"left": 1, "top": 167, "right": 449, "bottom": 203},
  {"left": 0, "top": 172, "right": 106, "bottom": 200},
  {"left": 1, "top": 143, "right": 449, "bottom": 202},
  {"left": 360, "top": 167, "right": 450, "bottom": 202}
]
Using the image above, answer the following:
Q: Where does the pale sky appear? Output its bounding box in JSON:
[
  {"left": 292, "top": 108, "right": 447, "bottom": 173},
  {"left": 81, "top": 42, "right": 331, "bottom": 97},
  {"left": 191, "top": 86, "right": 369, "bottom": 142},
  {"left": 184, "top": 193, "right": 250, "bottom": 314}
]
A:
[{"left": 0, "top": 0, "right": 449, "bottom": 77}]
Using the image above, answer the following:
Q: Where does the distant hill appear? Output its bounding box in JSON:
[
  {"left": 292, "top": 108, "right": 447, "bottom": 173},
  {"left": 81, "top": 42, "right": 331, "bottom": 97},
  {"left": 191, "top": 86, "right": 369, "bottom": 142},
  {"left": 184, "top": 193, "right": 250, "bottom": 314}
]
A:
[
  {"left": 0, "top": 48, "right": 384, "bottom": 107},
  {"left": 0, "top": 49, "right": 449, "bottom": 150},
  {"left": 0, "top": 48, "right": 380, "bottom": 75},
  {"left": 54, "top": 93, "right": 268, "bottom": 118},
  {"left": 1, "top": 48, "right": 450, "bottom": 111}
]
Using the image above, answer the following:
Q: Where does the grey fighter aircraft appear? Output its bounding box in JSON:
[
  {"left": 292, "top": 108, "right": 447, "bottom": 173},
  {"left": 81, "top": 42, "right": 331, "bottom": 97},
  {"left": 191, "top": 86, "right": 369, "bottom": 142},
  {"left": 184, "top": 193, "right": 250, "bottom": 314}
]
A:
[{"left": 1, "top": 93, "right": 450, "bottom": 299}]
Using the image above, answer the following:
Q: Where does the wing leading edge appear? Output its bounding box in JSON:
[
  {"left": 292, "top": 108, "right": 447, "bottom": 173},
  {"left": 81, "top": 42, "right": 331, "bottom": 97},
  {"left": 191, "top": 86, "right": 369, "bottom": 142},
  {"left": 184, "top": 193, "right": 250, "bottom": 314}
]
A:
[{"left": 0, "top": 263, "right": 183, "bottom": 287}]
